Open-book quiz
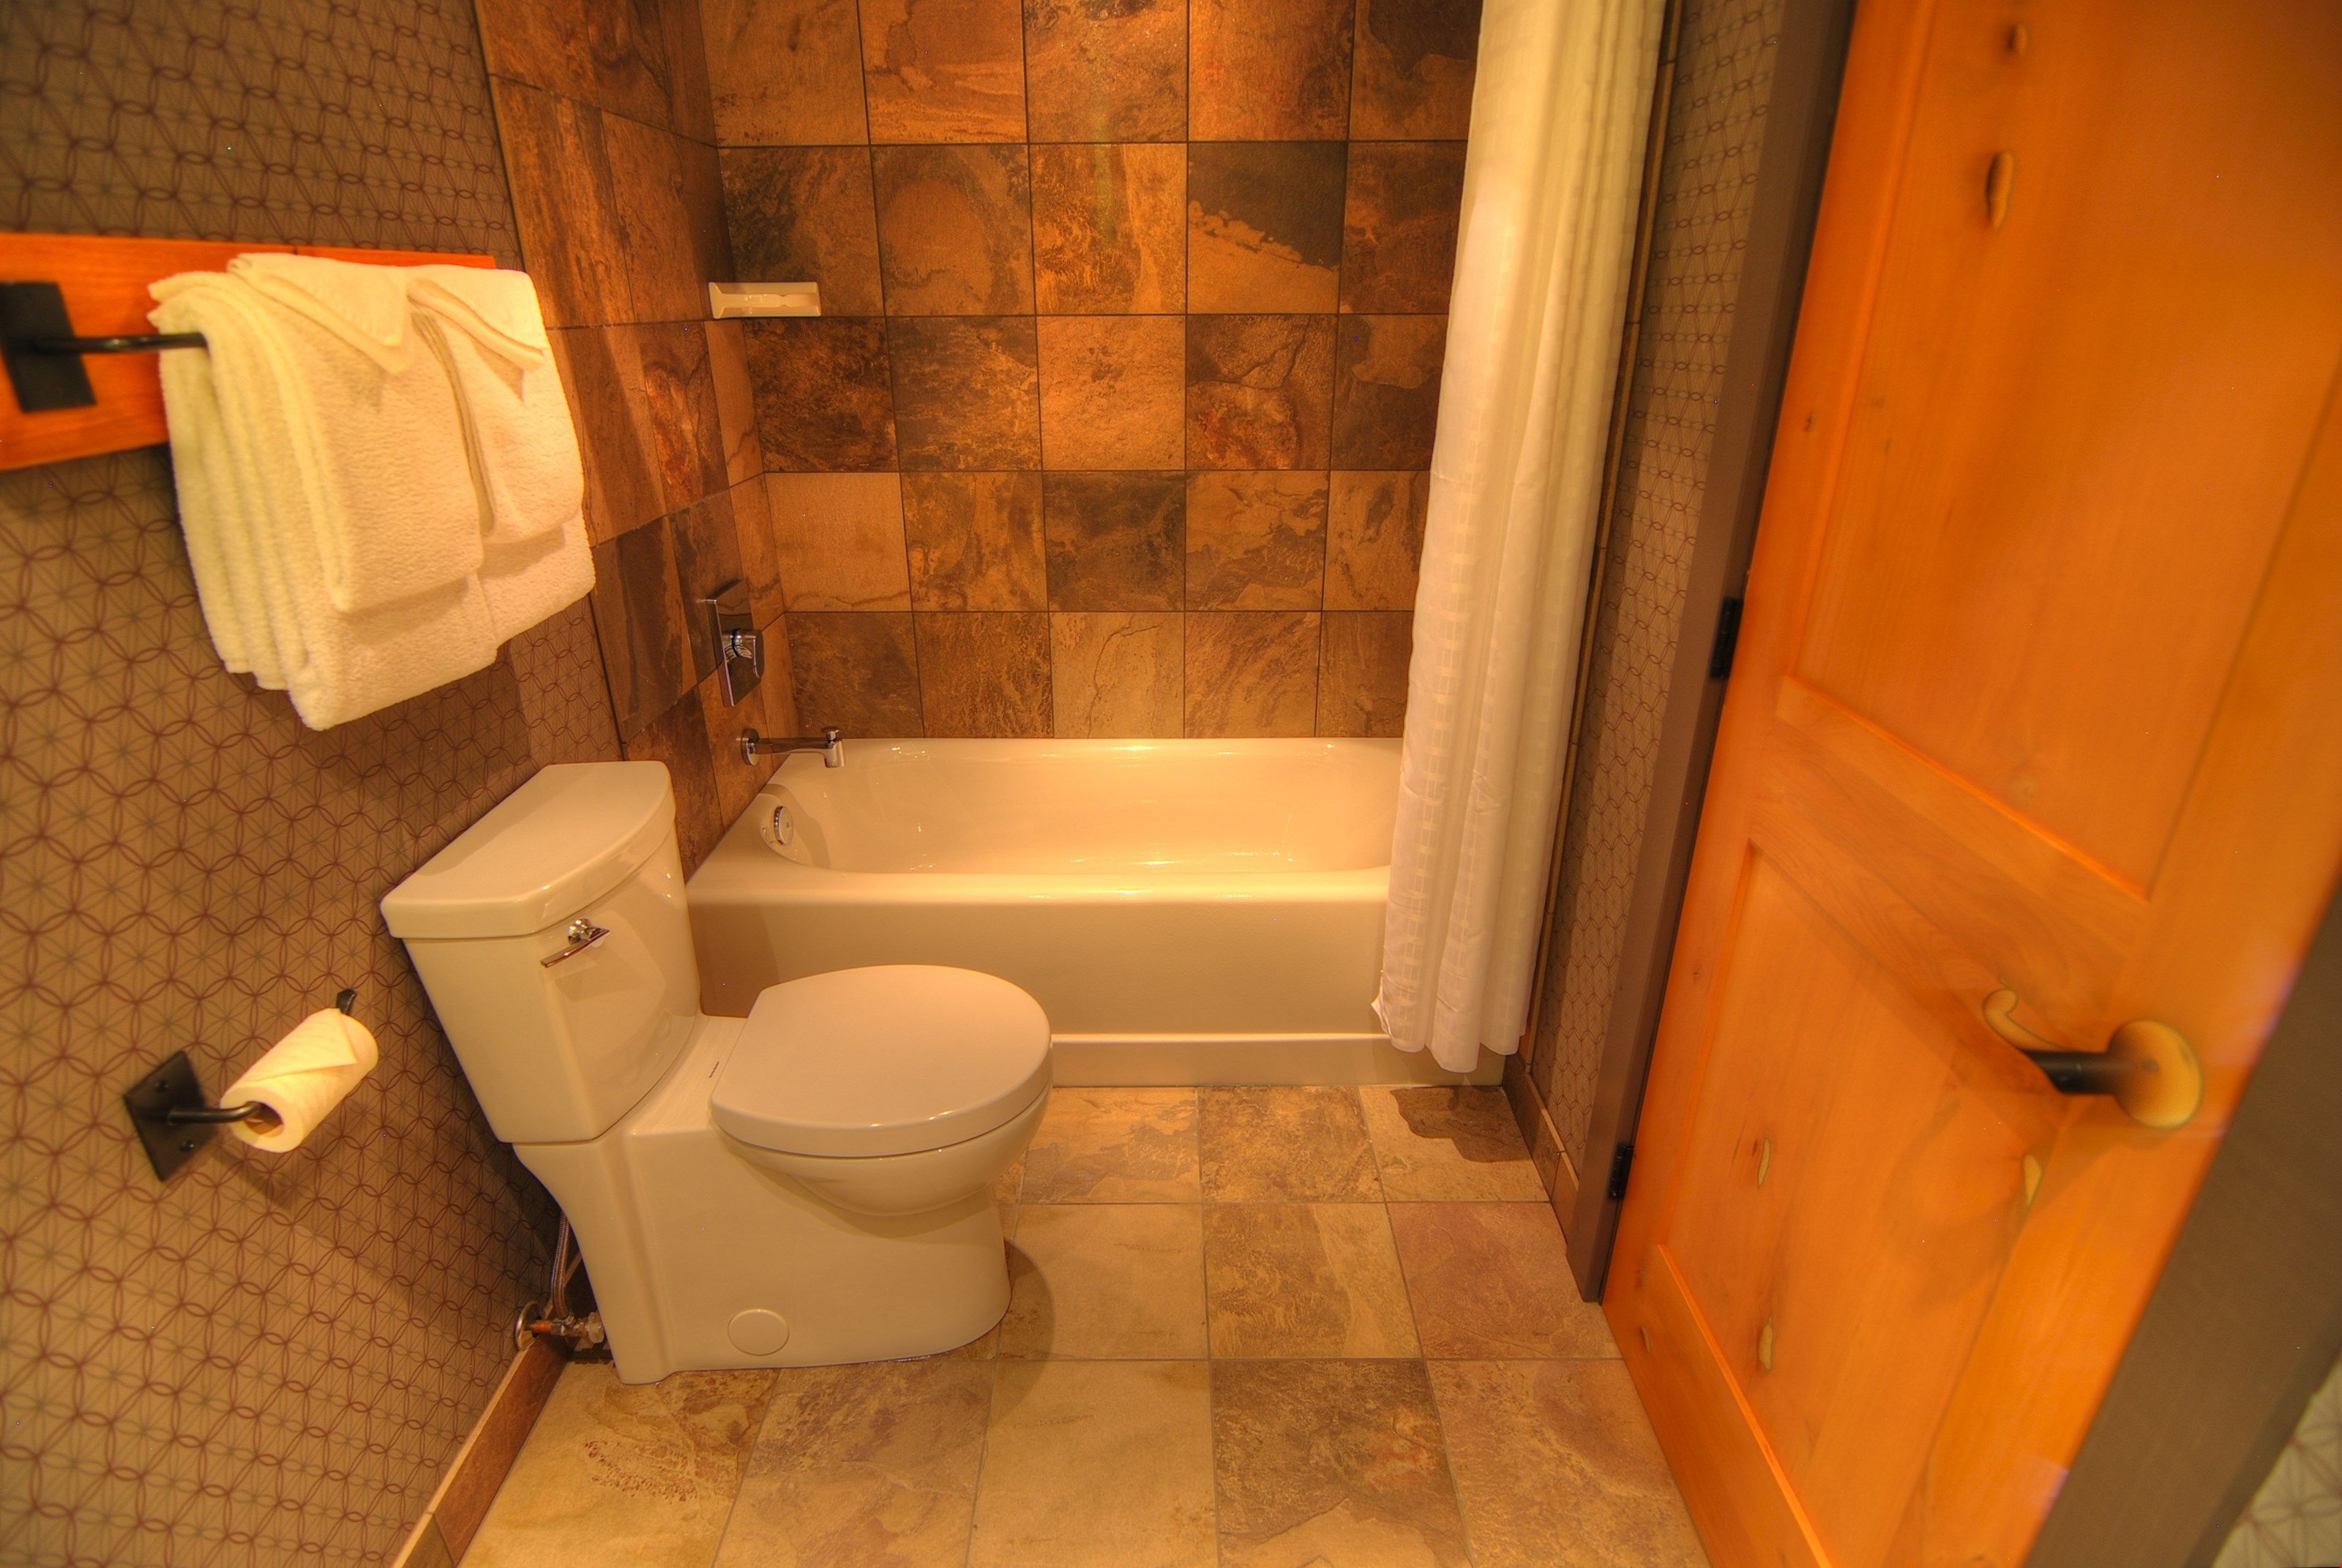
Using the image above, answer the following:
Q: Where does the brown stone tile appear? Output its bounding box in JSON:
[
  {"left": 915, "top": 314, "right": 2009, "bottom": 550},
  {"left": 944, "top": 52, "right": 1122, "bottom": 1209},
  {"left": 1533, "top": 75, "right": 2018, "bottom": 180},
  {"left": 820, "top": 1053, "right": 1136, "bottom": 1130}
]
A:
[
  {"left": 1319, "top": 610, "right": 1412, "bottom": 736},
  {"left": 705, "top": 0, "right": 868, "bottom": 144},
  {"left": 1190, "top": 0, "right": 1356, "bottom": 140},
  {"left": 766, "top": 473, "right": 911, "bottom": 610},
  {"left": 714, "top": 1361, "right": 990, "bottom": 1568},
  {"left": 730, "top": 473, "right": 785, "bottom": 631},
  {"left": 1038, "top": 315, "right": 1186, "bottom": 470},
  {"left": 1189, "top": 142, "right": 1347, "bottom": 315},
  {"left": 495, "top": 80, "right": 627, "bottom": 328},
  {"left": 1360, "top": 1086, "right": 1545, "bottom": 1200},
  {"left": 1333, "top": 314, "right": 1447, "bottom": 468},
  {"left": 1050, "top": 612, "right": 1182, "bottom": 737},
  {"left": 872, "top": 144, "right": 1033, "bottom": 315},
  {"left": 670, "top": 489, "right": 747, "bottom": 680},
  {"left": 1023, "top": 0, "right": 1186, "bottom": 142},
  {"left": 551, "top": 327, "right": 662, "bottom": 543},
  {"left": 904, "top": 473, "right": 1046, "bottom": 609},
  {"left": 1198, "top": 1086, "right": 1380, "bottom": 1201},
  {"left": 1342, "top": 142, "right": 1467, "bottom": 314},
  {"left": 1184, "top": 612, "right": 1319, "bottom": 737},
  {"left": 1186, "top": 315, "right": 1337, "bottom": 470},
  {"left": 1186, "top": 472, "right": 1328, "bottom": 610},
  {"left": 1351, "top": 0, "right": 1483, "bottom": 140},
  {"left": 1031, "top": 143, "right": 1185, "bottom": 313},
  {"left": 637, "top": 322, "right": 730, "bottom": 513},
  {"left": 625, "top": 683, "right": 727, "bottom": 870},
  {"left": 888, "top": 316, "right": 1042, "bottom": 470},
  {"left": 1211, "top": 1359, "right": 1469, "bottom": 1568},
  {"left": 1387, "top": 1203, "right": 1617, "bottom": 1359},
  {"left": 1204, "top": 1204, "right": 1418, "bottom": 1359},
  {"left": 1326, "top": 470, "right": 1427, "bottom": 607},
  {"left": 787, "top": 612, "right": 926, "bottom": 733},
  {"left": 1433, "top": 1360, "right": 1707, "bottom": 1568},
  {"left": 605, "top": 115, "right": 727, "bottom": 323},
  {"left": 969, "top": 1361, "right": 1215, "bottom": 1567},
  {"left": 721, "top": 147, "right": 883, "bottom": 317},
  {"left": 1021, "top": 1087, "right": 1200, "bottom": 1201},
  {"left": 1044, "top": 471, "right": 1184, "bottom": 611},
  {"left": 464, "top": 1365, "right": 775, "bottom": 1568},
  {"left": 999, "top": 1204, "right": 1208, "bottom": 1358},
  {"left": 916, "top": 612, "right": 1051, "bottom": 736},
  {"left": 698, "top": 669, "right": 769, "bottom": 829},
  {"left": 860, "top": 0, "right": 1027, "bottom": 143},
  {"left": 706, "top": 321, "right": 763, "bottom": 487},
  {"left": 589, "top": 517, "right": 693, "bottom": 739},
  {"left": 744, "top": 318, "right": 898, "bottom": 472}
]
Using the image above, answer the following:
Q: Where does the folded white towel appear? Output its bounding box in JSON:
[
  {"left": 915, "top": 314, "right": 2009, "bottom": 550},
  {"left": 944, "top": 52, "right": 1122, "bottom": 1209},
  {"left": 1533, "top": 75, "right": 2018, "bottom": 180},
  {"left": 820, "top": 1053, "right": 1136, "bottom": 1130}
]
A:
[
  {"left": 406, "top": 265, "right": 584, "bottom": 546},
  {"left": 479, "top": 512, "right": 596, "bottom": 642},
  {"left": 228, "top": 253, "right": 414, "bottom": 372}
]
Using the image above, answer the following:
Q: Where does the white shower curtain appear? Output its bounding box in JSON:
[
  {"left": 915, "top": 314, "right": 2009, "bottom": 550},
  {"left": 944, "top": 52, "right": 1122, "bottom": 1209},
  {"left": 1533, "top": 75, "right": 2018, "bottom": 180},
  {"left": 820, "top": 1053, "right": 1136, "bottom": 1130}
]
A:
[{"left": 1375, "top": 0, "right": 1664, "bottom": 1073}]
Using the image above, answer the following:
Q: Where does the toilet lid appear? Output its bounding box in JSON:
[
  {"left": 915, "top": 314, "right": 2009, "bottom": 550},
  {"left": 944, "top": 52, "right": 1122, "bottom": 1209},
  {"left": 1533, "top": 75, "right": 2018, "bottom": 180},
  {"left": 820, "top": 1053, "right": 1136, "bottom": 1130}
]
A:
[{"left": 711, "top": 966, "right": 1052, "bottom": 1158}]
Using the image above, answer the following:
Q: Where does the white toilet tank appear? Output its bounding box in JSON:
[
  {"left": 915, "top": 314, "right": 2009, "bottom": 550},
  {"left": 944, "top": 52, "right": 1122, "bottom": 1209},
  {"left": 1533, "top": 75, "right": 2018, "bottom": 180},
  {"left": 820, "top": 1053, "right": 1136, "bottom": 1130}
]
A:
[{"left": 383, "top": 762, "right": 699, "bottom": 1145}]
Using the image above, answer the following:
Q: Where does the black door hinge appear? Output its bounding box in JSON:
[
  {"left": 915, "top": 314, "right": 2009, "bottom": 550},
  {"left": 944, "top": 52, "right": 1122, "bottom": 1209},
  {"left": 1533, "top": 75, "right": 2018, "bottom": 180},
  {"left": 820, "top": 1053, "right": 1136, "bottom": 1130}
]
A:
[
  {"left": 1707, "top": 596, "right": 1745, "bottom": 680},
  {"left": 1606, "top": 1141, "right": 1636, "bottom": 1202}
]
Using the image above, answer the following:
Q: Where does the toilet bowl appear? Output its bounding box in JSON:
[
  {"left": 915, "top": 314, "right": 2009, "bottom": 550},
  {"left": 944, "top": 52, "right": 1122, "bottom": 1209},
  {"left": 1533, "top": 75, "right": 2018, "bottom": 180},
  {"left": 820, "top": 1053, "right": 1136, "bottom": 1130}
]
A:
[{"left": 381, "top": 762, "right": 1050, "bottom": 1381}]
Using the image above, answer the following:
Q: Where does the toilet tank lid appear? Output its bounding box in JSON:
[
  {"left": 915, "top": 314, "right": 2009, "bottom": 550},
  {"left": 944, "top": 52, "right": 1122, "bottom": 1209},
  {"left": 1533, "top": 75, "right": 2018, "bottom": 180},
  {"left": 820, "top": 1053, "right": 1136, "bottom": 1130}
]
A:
[{"left": 382, "top": 762, "right": 676, "bottom": 939}]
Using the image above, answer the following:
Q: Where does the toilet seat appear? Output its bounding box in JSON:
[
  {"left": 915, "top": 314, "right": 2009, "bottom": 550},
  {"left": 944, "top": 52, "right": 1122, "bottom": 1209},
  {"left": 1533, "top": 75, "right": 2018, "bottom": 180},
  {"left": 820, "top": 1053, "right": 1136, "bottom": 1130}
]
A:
[{"left": 711, "top": 966, "right": 1052, "bottom": 1158}]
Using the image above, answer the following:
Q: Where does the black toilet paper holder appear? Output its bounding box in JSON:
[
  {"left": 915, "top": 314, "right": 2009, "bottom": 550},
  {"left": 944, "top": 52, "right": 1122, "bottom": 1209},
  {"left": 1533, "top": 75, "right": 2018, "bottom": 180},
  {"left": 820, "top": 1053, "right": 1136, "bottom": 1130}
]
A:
[{"left": 122, "top": 988, "right": 357, "bottom": 1180}]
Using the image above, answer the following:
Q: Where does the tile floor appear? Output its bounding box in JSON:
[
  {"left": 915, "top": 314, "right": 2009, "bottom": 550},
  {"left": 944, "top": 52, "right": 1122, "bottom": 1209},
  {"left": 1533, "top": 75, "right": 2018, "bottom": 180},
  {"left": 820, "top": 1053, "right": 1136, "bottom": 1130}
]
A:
[{"left": 460, "top": 1085, "right": 1709, "bottom": 1567}]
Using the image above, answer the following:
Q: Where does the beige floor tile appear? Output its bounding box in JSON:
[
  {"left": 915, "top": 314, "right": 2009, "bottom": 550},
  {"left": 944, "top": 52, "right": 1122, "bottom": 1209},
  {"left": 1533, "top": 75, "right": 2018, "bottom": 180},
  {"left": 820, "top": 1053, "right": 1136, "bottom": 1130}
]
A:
[
  {"left": 463, "top": 1363, "right": 774, "bottom": 1568},
  {"left": 1360, "top": 1086, "right": 1549, "bottom": 1200},
  {"left": 1211, "top": 1359, "right": 1470, "bottom": 1568},
  {"left": 1204, "top": 1204, "right": 1419, "bottom": 1358},
  {"left": 1433, "top": 1359, "right": 1709, "bottom": 1568},
  {"left": 998, "top": 1204, "right": 1208, "bottom": 1359},
  {"left": 1020, "top": 1087, "right": 1200, "bottom": 1201},
  {"left": 970, "top": 1360, "right": 1216, "bottom": 1567},
  {"left": 1388, "top": 1202, "right": 1619, "bottom": 1359},
  {"left": 1199, "top": 1086, "right": 1383, "bottom": 1201},
  {"left": 713, "top": 1360, "right": 990, "bottom": 1568}
]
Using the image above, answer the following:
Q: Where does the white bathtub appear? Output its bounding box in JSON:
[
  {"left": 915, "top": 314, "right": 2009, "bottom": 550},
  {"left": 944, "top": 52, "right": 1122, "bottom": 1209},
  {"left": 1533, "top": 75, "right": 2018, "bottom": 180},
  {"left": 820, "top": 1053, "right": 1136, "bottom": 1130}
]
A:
[{"left": 686, "top": 738, "right": 1495, "bottom": 1085}]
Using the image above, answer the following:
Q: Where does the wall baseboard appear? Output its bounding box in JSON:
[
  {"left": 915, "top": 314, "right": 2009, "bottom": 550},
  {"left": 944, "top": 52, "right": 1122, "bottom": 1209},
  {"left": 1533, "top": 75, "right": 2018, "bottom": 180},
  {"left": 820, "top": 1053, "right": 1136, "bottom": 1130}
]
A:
[
  {"left": 1502, "top": 1053, "right": 1582, "bottom": 1253},
  {"left": 391, "top": 1336, "right": 567, "bottom": 1567}
]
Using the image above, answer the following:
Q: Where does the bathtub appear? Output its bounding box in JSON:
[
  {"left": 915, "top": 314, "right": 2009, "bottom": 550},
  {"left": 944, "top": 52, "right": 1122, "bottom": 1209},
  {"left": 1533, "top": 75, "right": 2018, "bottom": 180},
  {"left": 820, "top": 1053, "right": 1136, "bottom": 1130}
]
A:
[{"left": 686, "top": 738, "right": 1496, "bottom": 1084}]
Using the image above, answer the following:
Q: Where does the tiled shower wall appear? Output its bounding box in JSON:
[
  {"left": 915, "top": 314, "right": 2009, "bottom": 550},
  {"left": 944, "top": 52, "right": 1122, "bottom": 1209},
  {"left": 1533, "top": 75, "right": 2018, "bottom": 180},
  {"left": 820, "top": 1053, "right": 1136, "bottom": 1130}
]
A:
[{"left": 704, "top": 0, "right": 1481, "bottom": 738}]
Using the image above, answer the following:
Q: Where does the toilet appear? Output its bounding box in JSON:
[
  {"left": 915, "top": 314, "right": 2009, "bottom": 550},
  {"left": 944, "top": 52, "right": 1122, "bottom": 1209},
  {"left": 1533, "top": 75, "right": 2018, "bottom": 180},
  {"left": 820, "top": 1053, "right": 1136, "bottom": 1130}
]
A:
[{"left": 380, "top": 761, "right": 1050, "bottom": 1382}]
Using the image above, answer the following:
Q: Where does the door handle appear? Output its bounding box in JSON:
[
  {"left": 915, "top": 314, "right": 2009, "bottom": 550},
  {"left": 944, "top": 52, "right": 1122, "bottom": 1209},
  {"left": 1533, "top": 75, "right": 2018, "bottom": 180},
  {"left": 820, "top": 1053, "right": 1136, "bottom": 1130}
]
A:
[
  {"left": 539, "top": 918, "right": 610, "bottom": 968},
  {"left": 1981, "top": 989, "right": 2202, "bottom": 1129}
]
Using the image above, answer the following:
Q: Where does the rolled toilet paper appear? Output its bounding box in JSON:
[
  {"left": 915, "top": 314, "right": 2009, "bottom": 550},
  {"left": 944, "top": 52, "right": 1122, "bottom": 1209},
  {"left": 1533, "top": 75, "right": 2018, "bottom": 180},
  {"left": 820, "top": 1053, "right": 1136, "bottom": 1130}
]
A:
[{"left": 221, "top": 1007, "right": 379, "bottom": 1152}]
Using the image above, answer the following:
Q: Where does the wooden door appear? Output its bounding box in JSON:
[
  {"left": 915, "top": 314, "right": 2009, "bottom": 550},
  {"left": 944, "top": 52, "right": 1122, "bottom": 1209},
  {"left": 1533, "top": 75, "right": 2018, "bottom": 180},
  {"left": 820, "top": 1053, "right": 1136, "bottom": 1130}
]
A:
[{"left": 1604, "top": 4, "right": 2342, "bottom": 1567}]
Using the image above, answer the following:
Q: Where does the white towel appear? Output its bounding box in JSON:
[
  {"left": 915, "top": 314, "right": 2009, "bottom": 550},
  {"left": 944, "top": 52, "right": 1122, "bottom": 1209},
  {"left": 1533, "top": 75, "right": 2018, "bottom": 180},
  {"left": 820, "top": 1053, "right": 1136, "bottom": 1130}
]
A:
[
  {"left": 479, "top": 512, "right": 595, "bottom": 641},
  {"left": 405, "top": 265, "right": 585, "bottom": 546}
]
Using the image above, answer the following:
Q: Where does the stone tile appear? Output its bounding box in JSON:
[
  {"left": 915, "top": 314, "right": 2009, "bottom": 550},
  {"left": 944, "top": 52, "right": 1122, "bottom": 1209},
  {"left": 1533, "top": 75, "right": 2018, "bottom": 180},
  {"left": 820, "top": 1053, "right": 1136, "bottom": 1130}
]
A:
[
  {"left": 550, "top": 327, "right": 662, "bottom": 542},
  {"left": 1031, "top": 143, "right": 1186, "bottom": 314},
  {"left": 706, "top": 0, "right": 868, "bottom": 144},
  {"left": 495, "top": 80, "right": 628, "bottom": 328},
  {"left": 1020, "top": 1087, "right": 1200, "bottom": 1201},
  {"left": 1350, "top": 0, "right": 1483, "bottom": 140},
  {"left": 904, "top": 472, "right": 1047, "bottom": 609},
  {"left": 860, "top": 0, "right": 1028, "bottom": 143},
  {"left": 589, "top": 517, "right": 693, "bottom": 740},
  {"left": 1023, "top": 0, "right": 1187, "bottom": 143},
  {"left": 969, "top": 1361, "right": 1216, "bottom": 1567},
  {"left": 1188, "top": 142, "right": 1348, "bottom": 315},
  {"left": 873, "top": 144, "right": 1034, "bottom": 315},
  {"left": 1387, "top": 1203, "right": 1617, "bottom": 1359},
  {"left": 705, "top": 321, "right": 763, "bottom": 487},
  {"left": 1326, "top": 470, "right": 1428, "bottom": 608},
  {"left": 1433, "top": 1360, "right": 1707, "bottom": 1568},
  {"left": 1185, "top": 472, "right": 1328, "bottom": 611},
  {"left": 1190, "top": 0, "right": 1356, "bottom": 140},
  {"left": 767, "top": 472, "right": 911, "bottom": 610},
  {"left": 721, "top": 146, "right": 883, "bottom": 317},
  {"left": 1211, "top": 1359, "right": 1469, "bottom": 1568},
  {"left": 626, "top": 683, "right": 726, "bottom": 870},
  {"left": 999, "top": 1205, "right": 1209, "bottom": 1359},
  {"left": 1050, "top": 612, "right": 1183, "bottom": 737},
  {"left": 670, "top": 488, "right": 747, "bottom": 680},
  {"left": 1184, "top": 612, "right": 1319, "bottom": 737},
  {"left": 605, "top": 115, "right": 729, "bottom": 324},
  {"left": 1043, "top": 471, "right": 1185, "bottom": 612},
  {"left": 713, "top": 1361, "right": 990, "bottom": 1568},
  {"left": 1320, "top": 610, "right": 1412, "bottom": 736},
  {"left": 1186, "top": 315, "right": 1337, "bottom": 470},
  {"left": 1342, "top": 142, "right": 1468, "bottom": 314},
  {"left": 1360, "top": 1085, "right": 1545, "bottom": 1199},
  {"left": 1198, "top": 1086, "right": 1381, "bottom": 1201},
  {"left": 1038, "top": 315, "right": 1186, "bottom": 470},
  {"left": 787, "top": 612, "right": 927, "bottom": 734},
  {"left": 462, "top": 1364, "right": 774, "bottom": 1568},
  {"left": 698, "top": 667, "right": 769, "bottom": 828},
  {"left": 729, "top": 470, "right": 785, "bottom": 628},
  {"left": 1204, "top": 1204, "right": 1418, "bottom": 1359},
  {"left": 637, "top": 322, "right": 730, "bottom": 514},
  {"left": 917, "top": 612, "right": 1052, "bottom": 737},
  {"left": 1333, "top": 314, "right": 1447, "bottom": 469},
  {"left": 745, "top": 318, "right": 898, "bottom": 472},
  {"left": 888, "top": 316, "right": 1043, "bottom": 470}
]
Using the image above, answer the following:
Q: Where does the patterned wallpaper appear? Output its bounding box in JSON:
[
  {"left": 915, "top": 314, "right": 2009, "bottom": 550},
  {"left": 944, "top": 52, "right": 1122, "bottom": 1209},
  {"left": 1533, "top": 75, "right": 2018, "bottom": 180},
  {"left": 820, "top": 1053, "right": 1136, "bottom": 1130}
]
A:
[{"left": 703, "top": 0, "right": 1479, "bottom": 738}]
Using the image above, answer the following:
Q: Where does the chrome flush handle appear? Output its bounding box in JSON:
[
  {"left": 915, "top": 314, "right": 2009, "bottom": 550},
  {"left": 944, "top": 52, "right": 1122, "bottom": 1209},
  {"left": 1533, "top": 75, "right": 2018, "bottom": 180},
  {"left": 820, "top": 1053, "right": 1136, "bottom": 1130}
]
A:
[{"left": 539, "top": 918, "right": 610, "bottom": 968}]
